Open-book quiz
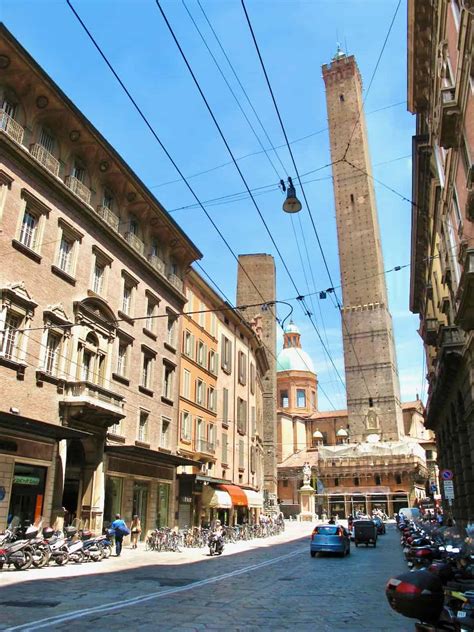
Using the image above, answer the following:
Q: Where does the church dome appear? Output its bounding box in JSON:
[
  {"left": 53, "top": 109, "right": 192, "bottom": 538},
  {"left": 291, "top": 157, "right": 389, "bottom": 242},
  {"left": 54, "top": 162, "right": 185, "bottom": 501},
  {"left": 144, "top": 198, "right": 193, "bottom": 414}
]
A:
[
  {"left": 277, "top": 347, "right": 315, "bottom": 373},
  {"left": 284, "top": 321, "right": 300, "bottom": 335}
]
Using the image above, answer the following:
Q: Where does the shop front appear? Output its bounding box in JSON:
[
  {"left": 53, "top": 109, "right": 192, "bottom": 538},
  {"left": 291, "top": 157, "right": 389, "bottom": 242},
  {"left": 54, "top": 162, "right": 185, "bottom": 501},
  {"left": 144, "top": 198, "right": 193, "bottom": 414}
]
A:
[
  {"left": 106, "top": 445, "right": 198, "bottom": 535},
  {"left": 242, "top": 489, "right": 264, "bottom": 523},
  {"left": 217, "top": 484, "right": 248, "bottom": 524},
  {"left": 0, "top": 411, "right": 90, "bottom": 531}
]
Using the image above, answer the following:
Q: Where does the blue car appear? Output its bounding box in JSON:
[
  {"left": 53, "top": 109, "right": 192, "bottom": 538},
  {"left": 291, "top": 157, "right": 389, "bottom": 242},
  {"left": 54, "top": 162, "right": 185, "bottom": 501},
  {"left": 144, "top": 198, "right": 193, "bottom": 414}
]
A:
[{"left": 310, "top": 524, "right": 351, "bottom": 557}]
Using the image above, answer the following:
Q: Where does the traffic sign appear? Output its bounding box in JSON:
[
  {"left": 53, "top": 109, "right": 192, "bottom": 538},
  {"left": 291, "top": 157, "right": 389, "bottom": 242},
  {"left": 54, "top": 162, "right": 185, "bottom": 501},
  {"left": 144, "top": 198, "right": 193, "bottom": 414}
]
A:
[
  {"left": 441, "top": 469, "right": 454, "bottom": 481},
  {"left": 443, "top": 480, "right": 455, "bottom": 504},
  {"left": 430, "top": 484, "right": 438, "bottom": 494}
]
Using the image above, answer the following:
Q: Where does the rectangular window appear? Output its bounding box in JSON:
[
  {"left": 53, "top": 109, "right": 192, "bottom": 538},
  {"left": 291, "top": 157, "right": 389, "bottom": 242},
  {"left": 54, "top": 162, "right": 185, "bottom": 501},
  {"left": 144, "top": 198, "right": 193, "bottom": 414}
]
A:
[
  {"left": 2, "top": 311, "right": 21, "bottom": 360},
  {"left": 209, "top": 349, "right": 217, "bottom": 374},
  {"left": 196, "top": 378, "right": 204, "bottom": 405},
  {"left": 142, "top": 354, "right": 153, "bottom": 389},
  {"left": 210, "top": 313, "right": 217, "bottom": 338},
  {"left": 183, "top": 330, "right": 193, "bottom": 358},
  {"left": 122, "top": 283, "right": 133, "bottom": 315},
  {"left": 163, "top": 364, "right": 174, "bottom": 401},
  {"left": 250, "top": 362, "right": 255, "bottom": 394},
  {"left": 198, "top": 301, "right": 205, "bottom": 328},
  {"left": 208, "top": 386, "right": 216, "bottom": 412},
  {"left": 116, "top": 341, "right": 129, "bottom": 377},
  {"left": 182, "top": 369, "right": 190, "bottom": 398},
  {"left": 167, "top": 313, "right": 177, "bottom": 347},
  {"left": 58, "top": 235, "right": 73, "bottom": 274},
  {"left": 181, "top": 411, "right": 192, "bottom": 441},
  {"left": 185, "top": 288, "right": 193, "bottom": 314},
  {"left": 72, "top": 163, "right": 85, "bottom": 183},
  {"left": 239, "top": 439, "right": 245, "bottom": 469},
  {"left": 145, "top": 298, "right": 158, "bottom": 333},
  {"left": 280, "top": 390, "right": 289, "bottom": 408},
  {"left": 92, "top": 261, "right": 105, "bottom": 295},
  {"left": 138, "top": 410, "right": 149, "bottom": 443},
  {"left": 238, "top": 350, "right": 247, "bottom": 385},
  {"left": 221, "top": 335, "right": 232, "bottom": 373},
  {"left": 296, "top": 389, "right": 306, "bottom": 408},
  {"left": 453, "top": 189, "right": 462, "bottom": 229},
  {"left": 222, "top": 433, "right": 228, "bottom": 464},
  {"left": 197, "top": 340, "right": 207, "bottom": 368},
  {"left": 223, "top": 388, "right": 229, "bottom": 424},
  {"left": 161, "top": 417, "right": 171, "bottom": 449},
  {"left": 45, "top": 332, "right": 60, "bottom": 376},
  {"left": 39, "top": 128, "right": 54, "bottom": 153},
  {"left": 237, "top": 397, "right": 247, "bottom": 434},
  {"left": 2, "top": 98, "right": 16, "bottom": 119},
  {"left": 208, "top": 424, "right": 216, "bottom": 451},
  {"left": 103, "top": 192, "right": 113, "bottom": 210},
  {"left": 19, "top": 209, "right": 39, "bottom": 250},
  {"left": 81, "top": 349, "right": 93, "bottom": 382},
  {"left": 251, "top": 406, "right": 256, "bottom": 435}
]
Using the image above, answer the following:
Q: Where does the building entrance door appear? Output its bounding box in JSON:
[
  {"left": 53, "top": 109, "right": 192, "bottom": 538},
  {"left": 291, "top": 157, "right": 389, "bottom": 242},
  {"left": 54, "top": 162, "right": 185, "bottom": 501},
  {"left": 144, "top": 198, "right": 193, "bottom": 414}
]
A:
[
  {"left": 8, "top": 463, "right": 47, "bottom": 526},
  {"left": 132, "top": 482, "right": 148, "bottom": 537}
]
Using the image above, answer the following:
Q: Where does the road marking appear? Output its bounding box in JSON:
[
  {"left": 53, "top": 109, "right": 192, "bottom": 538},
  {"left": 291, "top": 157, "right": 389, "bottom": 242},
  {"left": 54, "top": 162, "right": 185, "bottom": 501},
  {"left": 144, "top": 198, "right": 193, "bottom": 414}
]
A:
[{"left": 6, "top": 548, "right": 304, "bottom": 631}]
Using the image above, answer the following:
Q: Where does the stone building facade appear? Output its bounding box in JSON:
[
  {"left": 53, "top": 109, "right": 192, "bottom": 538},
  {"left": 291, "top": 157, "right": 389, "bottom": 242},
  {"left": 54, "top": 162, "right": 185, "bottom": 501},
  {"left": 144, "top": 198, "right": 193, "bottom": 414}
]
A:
[
  {"left": 0, "top": 25, "right": 202, "bottom": 533},
  {"left": 322, "top": 51, "right": 405, "bottom": 442},
  {"left": 236, "top": 254, "right": 278, "bottom": 509},
  {"left": 408, "top": 0, "right": 473, "bottom": 524},
  {"left": 177, "top": 269, "right": 267, "bottom": 527}
]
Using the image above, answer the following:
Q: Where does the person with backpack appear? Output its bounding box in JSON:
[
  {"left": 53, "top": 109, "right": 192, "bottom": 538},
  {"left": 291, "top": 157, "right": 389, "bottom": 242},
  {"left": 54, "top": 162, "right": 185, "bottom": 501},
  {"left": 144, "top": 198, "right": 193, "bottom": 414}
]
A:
[{"left": 110, "top": 513, "right": 130, "bottom": 556}]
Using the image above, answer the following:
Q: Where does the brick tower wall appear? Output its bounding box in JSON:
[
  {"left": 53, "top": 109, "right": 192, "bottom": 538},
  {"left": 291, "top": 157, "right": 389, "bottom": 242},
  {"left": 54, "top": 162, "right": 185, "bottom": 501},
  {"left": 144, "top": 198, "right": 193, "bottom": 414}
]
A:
[
  {"left": 322, "top": 54, "right": 404, "bottom": 442},
  {"left": 236, "top": 254, "right": 277, "bottom": 497}
]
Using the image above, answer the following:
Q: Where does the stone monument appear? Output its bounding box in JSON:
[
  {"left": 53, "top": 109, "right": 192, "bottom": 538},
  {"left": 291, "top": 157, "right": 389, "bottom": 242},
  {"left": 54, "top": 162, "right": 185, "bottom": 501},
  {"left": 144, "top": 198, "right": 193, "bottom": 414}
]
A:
[{"left": 299, "top": 462, "right": 316, "bottom": 521}]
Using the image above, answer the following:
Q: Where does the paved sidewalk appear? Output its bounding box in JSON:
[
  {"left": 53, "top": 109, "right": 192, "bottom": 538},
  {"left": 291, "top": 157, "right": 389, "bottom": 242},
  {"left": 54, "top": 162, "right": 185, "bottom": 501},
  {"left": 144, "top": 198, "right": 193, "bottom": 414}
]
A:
[{"left": 0, "top": 522, "right": 310, "bottom": 588}]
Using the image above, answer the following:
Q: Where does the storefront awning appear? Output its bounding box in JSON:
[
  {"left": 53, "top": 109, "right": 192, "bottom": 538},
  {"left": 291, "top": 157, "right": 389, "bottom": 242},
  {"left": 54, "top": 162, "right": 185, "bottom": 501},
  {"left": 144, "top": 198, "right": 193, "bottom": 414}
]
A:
[
  {"left": 202, "top": 485, "right": 232, "bottom": 509},
  {"left": 217, "top": 484, "right": 248, "bottom": 507},
  {"left": 243, "top": 489, "right": 264, "bottom": 508},
  {"left": 0, "top": 412, "right": 91, "bottom": 441}
]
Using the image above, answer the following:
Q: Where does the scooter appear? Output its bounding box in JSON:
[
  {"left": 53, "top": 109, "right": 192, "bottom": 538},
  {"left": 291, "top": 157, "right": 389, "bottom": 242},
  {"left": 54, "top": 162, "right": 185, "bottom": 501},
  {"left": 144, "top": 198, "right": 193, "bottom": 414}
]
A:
[{"left": 208, "top": 531, "right": 224, "bottom": 556}]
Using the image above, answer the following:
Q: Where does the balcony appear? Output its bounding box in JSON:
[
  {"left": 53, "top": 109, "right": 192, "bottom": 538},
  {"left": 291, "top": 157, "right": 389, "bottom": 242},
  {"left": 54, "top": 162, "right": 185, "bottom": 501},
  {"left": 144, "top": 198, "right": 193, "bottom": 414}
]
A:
[
  {"left": 96, "top": 205, "right": 120, "bottom": 231},
  {"left": 168, "top": 272, "right": 183, "bottom": 292},
  {"left": 30, "top": 143, "right": 60, "bottom": 177},
  {"left": 62, "top": 380, "right": 125, "bottom": 424},
  {"left": 439, "top": 87, "right": 461, "bottom": 149},
  {"left": 0, "top": 109, "right": 24, "bottom": 145},
  {"left": 65, "top": 175, "right": 91, "bottom": 206},
  {"left": 437, "top": 325, "right": 464, "bottom": 366},
  {"left": 148, "top": 254, "right": 166, "bottom": 274},
  {"left": 419, "top": 317, "right": 439, "bottom": 346},
  {"left": 456, "top": 248, "right": 474, "bottom": 331},
  {"left": 124, "top": 232, "right": 144, "bottom": 256},
  {"left": 195, "top": 439, "right": 216, "bottom": 456}
]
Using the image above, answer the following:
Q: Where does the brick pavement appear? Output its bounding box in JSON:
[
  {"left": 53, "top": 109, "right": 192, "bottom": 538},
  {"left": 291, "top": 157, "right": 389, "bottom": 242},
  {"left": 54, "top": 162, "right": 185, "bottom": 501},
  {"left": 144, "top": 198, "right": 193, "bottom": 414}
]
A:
[{"left": 0, "top": 522, "right": 411, "bottom": 631}]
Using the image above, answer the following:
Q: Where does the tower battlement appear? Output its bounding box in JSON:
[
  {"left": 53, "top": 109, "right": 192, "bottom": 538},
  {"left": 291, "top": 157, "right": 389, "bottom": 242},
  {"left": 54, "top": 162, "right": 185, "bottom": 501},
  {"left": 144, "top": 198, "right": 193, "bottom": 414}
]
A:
[{"left": 322, "top": 54, "right": 361, "bottom": 87}]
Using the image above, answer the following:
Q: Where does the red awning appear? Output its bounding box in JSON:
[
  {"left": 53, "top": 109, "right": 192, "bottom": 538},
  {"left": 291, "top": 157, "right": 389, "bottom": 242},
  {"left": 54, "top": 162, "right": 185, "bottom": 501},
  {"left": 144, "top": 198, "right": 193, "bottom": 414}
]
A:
[{"left": 217, "top": 484, "right": 248, "bottom": 507}]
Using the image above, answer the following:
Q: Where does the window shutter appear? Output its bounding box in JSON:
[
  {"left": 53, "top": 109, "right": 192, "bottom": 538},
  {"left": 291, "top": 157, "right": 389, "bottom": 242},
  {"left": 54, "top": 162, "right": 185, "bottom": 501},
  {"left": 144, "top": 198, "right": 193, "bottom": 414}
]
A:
[
  {"left": 229, "top": 340, "right": 233, "bottom": 372},
  {"left": 203, "top": 344, "right": 208, "bottom": 370},
  {"left": 221, "top": 335, "right": 225, "bottom": 369}
]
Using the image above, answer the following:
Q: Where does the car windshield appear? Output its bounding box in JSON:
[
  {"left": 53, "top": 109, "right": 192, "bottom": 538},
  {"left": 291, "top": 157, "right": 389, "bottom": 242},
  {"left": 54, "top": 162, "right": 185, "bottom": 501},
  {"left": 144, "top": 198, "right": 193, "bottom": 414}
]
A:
[{"left": 315, "top": 526, "right": 339, "bottom": 535}]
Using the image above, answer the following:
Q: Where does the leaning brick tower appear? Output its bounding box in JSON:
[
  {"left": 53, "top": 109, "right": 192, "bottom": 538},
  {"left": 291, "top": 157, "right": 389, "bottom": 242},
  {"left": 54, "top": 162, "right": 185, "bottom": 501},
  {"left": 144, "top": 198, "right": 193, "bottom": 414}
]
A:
[{"left": 322, "top": 50, "right": 404, "bottom": 442}]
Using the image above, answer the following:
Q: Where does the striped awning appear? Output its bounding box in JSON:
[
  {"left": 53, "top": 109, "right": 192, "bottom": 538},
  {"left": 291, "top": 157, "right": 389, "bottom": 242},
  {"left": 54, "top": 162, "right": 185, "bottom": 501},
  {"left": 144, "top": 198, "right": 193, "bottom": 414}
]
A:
[
  {"left": 217, "top": 484, "right": 248, "bottom": 507},
  {"left": 243, "top": 489, "right": 264, "bottom": 508},
  {"left": 201, "top": 485, "right": 232, "bottom": 509}
]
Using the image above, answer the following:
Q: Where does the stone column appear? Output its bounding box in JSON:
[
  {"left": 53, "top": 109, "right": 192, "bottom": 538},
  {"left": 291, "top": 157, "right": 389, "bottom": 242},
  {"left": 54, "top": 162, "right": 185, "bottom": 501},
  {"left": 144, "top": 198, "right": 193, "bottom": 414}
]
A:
[
  {"left": 299, "top": 484, "right": 316, "bottom": 522},
  {"left": 50, "top": 440, "right": 67, "bottom": 530}
]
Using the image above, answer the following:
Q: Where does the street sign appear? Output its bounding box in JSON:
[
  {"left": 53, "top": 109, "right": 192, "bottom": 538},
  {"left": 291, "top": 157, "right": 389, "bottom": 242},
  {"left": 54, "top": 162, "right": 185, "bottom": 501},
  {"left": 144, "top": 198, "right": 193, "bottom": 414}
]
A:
[
  {"left": 443, "top": 480, "right": 455, "bottom": 504},
  {"left": 441, "top": 469, "right": 454, "bottom": 481},
  {"left": 430, "top": 484, "right": 438, "bottom": 494}
]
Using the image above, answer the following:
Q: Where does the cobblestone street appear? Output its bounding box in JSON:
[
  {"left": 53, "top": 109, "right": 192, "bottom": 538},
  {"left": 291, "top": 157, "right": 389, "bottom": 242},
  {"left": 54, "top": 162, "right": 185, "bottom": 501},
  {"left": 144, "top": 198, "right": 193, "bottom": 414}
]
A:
[{"left": 0, "top": 523, "right": 410, "bottom": 631}]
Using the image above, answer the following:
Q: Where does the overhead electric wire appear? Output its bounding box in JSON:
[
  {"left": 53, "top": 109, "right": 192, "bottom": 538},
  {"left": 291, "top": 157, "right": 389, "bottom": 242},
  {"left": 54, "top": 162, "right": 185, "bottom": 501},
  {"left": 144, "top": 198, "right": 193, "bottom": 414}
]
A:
[
  {"left": 241, "top": 0, "right": 376, "bottom": 405},
  {"left": 148, "top": 100, "right": 406, "bottom": 190},
  {"left": 155, "top": 0, "right": 348, "bottom": 396},
  {"left": 342, "top": 0, "right": 402, "bottom": 161}
]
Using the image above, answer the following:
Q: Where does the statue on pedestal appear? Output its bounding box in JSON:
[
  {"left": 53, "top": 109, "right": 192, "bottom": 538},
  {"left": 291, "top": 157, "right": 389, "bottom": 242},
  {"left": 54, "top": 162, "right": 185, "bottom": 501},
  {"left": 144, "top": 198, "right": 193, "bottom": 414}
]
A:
[{"left": 302, "top": 461, "right": 312, "bottom": 487}]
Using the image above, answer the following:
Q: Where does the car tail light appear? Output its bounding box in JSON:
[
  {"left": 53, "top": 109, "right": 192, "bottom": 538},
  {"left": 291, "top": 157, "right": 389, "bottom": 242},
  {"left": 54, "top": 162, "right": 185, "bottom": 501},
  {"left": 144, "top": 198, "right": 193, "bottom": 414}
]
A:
[{"left": 0, "top": 549, "right": 6, "bottom": 555}]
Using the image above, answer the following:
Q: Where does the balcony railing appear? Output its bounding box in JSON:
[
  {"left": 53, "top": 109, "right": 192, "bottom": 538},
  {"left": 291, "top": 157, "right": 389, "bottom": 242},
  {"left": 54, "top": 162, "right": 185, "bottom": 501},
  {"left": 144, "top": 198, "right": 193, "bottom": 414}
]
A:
[
  {"left": 420, "top": 317, "right": 439, "bottom": 346},
  {"left": 63, "top": 380, "right": 124, "bottom": 416},
  {"left": 124, "top": 232, "right": 145, "bottom": 256},
  {"left": 96, "top": 205, "right": 120, "bottom": 231},
  {"left": 148, "top": 254, "right": 166, "bottom": 274},
  {"left": 195, "top": 439, "right": 215, "bottom": 455},
  {"left": 0, "top": 109, "right": 24, "bottom": 145},
  {"left": 438, "top": 325, "right": 464, "bottom": 349},
  {"left": 168, "top": 272, "right": 183, "bottom": 292},
  {"left": 65, "top": 175, "right": 91, "bottom": 206},
  {"left": 30, "top": 143, "right": 60, "bottom": 177}
]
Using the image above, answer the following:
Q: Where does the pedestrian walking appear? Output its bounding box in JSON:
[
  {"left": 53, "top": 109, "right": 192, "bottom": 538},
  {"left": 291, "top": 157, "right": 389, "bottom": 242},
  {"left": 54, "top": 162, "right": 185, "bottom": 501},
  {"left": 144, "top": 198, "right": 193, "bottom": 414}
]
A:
[
  {"left": 110, "top": 513, "right": 130, "bottom": 556},
  {"left": 130, "top": 514, "right": 141, "bottom": 549}
]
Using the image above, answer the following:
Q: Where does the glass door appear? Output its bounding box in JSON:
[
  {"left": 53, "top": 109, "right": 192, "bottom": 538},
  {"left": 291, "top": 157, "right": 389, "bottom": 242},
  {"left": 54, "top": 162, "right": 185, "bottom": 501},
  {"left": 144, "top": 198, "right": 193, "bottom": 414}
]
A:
[{"left": 132, "top": 482, "right": 148, "bottom": 538}]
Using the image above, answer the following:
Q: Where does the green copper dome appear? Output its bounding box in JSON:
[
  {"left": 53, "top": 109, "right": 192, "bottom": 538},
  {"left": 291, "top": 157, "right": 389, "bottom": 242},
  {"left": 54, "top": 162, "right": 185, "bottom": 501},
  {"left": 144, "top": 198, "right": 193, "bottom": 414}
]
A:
[{"left": 277, "top": 347, "right": 315, "bottom": 373}]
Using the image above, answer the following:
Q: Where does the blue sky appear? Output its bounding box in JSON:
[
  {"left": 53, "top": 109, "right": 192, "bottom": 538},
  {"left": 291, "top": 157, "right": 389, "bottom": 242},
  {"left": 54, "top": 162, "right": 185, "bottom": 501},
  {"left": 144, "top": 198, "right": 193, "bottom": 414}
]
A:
[{"left": 3, "top": 0, "right": 424, "bottom": 411}]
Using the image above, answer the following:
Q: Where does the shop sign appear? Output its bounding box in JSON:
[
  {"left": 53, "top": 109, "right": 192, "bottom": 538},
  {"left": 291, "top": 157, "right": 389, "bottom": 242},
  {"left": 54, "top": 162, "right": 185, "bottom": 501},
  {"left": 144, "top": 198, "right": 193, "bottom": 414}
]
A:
[
  {"left": 13, "top": 475, "right": 40, "bottom": 486},
  {"left": 0, "top": 486, "right": 5, "bottom": 501},
  {"left": 180, "top": 496, "right": 193, "bottom": 504}
]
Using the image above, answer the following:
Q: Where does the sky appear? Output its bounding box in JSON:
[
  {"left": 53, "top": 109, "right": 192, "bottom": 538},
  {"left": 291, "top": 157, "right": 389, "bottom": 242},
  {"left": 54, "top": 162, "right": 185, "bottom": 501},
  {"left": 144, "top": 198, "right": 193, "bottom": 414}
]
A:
[{"left": 2, "top": 0, "right": 425, "bottom": 411}]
